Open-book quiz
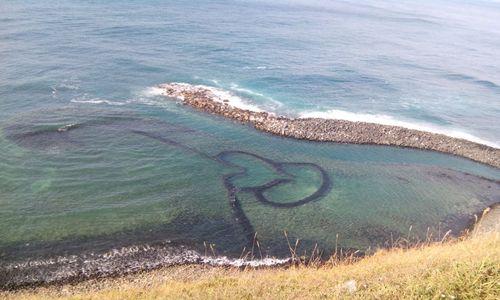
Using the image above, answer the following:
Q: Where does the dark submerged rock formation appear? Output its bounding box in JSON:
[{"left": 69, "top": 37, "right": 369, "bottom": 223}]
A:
[
  {"left": 1, "top": 108, "right": 497, "bottom": 289},
  {"left": 1, "top": 116, "right": 329, "bottom": 289},
  {"left": 158, "top": 83, "right": 500, "bottom": 168}
]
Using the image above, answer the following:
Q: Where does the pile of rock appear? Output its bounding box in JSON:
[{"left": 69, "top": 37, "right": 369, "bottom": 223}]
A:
[{"left": 158, "top": 83, "right": 500, "bottom": 168}]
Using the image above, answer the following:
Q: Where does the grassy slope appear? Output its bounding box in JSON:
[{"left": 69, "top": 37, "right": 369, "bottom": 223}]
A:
[{"left": 3, "top": 232, "right": 499, "bottom": 300}]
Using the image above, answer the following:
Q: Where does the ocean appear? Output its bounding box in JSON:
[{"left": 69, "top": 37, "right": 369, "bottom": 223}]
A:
[{"left": 1, "top": 0, "right": 499, "bottom": 286}]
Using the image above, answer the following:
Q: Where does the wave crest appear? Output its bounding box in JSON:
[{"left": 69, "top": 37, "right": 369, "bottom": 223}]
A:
[
  {"left": 1, "top": 241, "right": 290, "bottom": 289},
  {"left": 299, "top": 109, "right": 499, "bottom": 148},
  {"left": 158, "top": 82, "right": 265, "bottom": 112},
  {"left": 70, "top": 98, "right": 127, "bottom": 106}
]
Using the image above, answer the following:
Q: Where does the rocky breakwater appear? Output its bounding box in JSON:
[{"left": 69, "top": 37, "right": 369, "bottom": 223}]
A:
[{"left": 157, "top": 83, "right": 500, "bottom": 168}]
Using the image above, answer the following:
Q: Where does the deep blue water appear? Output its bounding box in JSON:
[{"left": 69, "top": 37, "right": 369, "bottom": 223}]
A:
[
  {"left": 0, "top": 0, "right": 499, "bottom": 286},
  {"left": 1, "top": 0, "right": 500, "bottom": 144}
]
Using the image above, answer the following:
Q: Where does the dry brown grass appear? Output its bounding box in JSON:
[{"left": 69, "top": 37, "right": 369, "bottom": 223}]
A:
[{"left": 2, "top": 230, "right": 498, "bottom": 300}]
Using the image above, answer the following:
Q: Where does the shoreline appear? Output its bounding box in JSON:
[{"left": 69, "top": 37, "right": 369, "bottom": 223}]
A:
[
  {"left": 3, "top": 230, "right": 498, "bottom": 298},
  {"left": 157, "top": 83, "right": 500, "bottom": 168},
  {"left": 2, "top": 86, "right": 499, "bottom": 291},
  {"left": 3, "top": 106, "right": 498, "bottom": 291},
  {"left": 3, "top": 204, "right": 497, "bottom": 292}
]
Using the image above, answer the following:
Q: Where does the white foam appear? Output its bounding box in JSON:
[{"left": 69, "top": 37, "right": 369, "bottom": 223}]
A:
[
  {"left": 147, "top": 83, "right": 499, "bottom": 148},
  {"left": 300, "top": 109, "right": 499, "bottom": 148},
  {"left": 201, "top": 256, "right": 290, "bottom": 267},
  {"left": 141, "top": 86, "right": 166, "bottom": 97},
  {"left": 229, "top": 83, "right": 283, "bottom": 108},
  {"left": 243, "top": 66, "right": 270, "bottom": 70},
  {"left": 70, "top": 98, "right": 127, "bottom": 106},
  {"left": 159, "top": 82, "right": 265, "bottom": 112},
  {"left": 58, "top": 83, "right": 80, "bottom": 90},
  {"left": 204, "top": 85, "right": 264, "bottom": 112},
  {"left": 5, "top": 241, "right": 291, "bottom": 285}
]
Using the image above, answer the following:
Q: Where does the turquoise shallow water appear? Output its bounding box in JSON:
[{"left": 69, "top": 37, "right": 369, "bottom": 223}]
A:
[
  {"left": 0, "top": 104, "right": 498, "bottom": 260},
  {"left": 0, "top": 0, "right": 499, "bottom": 286}
]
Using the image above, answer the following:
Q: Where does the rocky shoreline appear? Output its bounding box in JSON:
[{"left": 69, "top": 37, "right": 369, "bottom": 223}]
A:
[{"left": 158, "top": 83, "right": 500, "bottom": 168}]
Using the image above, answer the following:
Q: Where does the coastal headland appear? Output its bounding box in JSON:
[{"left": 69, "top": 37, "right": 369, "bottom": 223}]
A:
[{"left": 158, "top": 83, "right": 500, "bottom": 168}]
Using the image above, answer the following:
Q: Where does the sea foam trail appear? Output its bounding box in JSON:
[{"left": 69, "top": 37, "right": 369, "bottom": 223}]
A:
[{"left": 300, "top": 110, "right": 500, "bottom": 149}]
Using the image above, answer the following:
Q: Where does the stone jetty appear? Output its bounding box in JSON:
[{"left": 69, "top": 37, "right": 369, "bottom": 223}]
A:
[{"left": 158, "top": 83, "right": 500, "bottom": 168}]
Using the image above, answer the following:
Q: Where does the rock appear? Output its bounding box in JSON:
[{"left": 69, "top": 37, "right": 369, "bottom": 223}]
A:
[{"left": 157, "top": 82, "right": 500, "bottom": 168}]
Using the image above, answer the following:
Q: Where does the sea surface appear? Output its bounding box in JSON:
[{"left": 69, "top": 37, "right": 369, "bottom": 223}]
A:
[{"left": 1, "top": 0, "right": 499, "bottom": 285}]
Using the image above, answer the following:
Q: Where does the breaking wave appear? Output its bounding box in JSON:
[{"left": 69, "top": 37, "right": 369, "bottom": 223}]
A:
[
  {"left": 157, "top": 82, "right": 265, "bottom": 112},
  {"left": 1, "top": 241, "right": 290, "bottom": 289},
  {"left": 229, "top": 83, "right": 283, "bottom": 108},
  {"left": 144, "top": 83, "right": 499, "bottom": 149},
  {"left": 70, "top": 98, "right": 128, "bottom": 106},
  {"left": 299, "top": 109, "right": 499, "bottom": 148}
]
